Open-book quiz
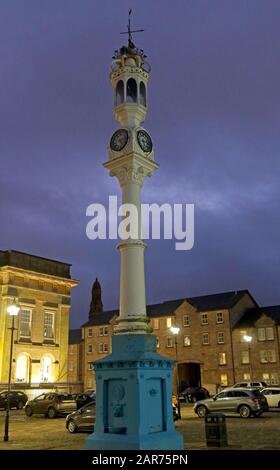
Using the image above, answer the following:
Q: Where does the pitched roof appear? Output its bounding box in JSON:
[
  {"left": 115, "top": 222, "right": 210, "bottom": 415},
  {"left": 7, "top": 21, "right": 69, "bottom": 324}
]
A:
[
  {"left": 81, "top": 310, "right": 118, "bottom": 327},
  {"left": 235, "top": 305, "right": 280, "bottom": 328},
  {"left": 69, "top": 328, "right": 82, "bottom": 344},
  {"left": 187, "top": 290, "right": 253, "bottom": 311}
]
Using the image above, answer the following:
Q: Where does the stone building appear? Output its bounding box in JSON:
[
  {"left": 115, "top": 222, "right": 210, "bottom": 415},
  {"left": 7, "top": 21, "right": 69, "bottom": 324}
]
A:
[
  {"left": 68, "top": 329, "right": 83, "bottom": 393},
  {"left": 0, "top": 250, "right": 78, "bottom": 397}
]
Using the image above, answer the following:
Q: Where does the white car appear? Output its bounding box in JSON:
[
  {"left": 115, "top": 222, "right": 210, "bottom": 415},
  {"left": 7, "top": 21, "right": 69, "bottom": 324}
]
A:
[
  {"left": 260, "top": 387, "right": 280, "bottom": 408},
  {"left": 230, "top": 381, "right": 267, "bottom": 389}
]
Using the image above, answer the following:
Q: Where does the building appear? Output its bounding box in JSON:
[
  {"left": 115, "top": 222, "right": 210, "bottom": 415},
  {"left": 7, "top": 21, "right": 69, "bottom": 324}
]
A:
[
  {"left": 71, "top": 283, "right": 280, "bottom": 395},
  {"left": 0, "top": 250, "right": 79, "bottom": 397},
  {"left": 68, "top": 329, "right": 83, "bottom": 393}
]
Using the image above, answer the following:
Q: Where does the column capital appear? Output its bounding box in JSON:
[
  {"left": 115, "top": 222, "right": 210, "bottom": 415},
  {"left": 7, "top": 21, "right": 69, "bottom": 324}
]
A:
[{"left": 104, "top": 153, "right": 159, "bottom": 187}]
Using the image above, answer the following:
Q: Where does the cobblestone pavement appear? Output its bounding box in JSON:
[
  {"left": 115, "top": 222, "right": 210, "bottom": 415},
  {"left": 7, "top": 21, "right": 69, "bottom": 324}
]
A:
[{"left": 0, "top": 405, "right": 279, "bottom": 450}]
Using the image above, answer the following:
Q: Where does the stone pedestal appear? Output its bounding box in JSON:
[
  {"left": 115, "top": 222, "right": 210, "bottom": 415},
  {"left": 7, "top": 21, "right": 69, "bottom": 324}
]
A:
[{"left": 85, "top": 334, "right": 184, "bottom": 450}]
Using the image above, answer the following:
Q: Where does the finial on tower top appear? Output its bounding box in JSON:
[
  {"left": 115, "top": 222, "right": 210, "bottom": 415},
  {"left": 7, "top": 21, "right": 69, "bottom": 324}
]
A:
[{"left": 120, "top": 9, "right": 144, "bottom": 49}]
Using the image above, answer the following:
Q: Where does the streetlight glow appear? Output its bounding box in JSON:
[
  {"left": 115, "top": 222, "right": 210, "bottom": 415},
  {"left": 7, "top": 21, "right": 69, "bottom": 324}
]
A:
[
  {"left": 7, "top": 299, "right": 20, "bottom": 317},
  {"left": 243, "top": 335, "right": 252, "bottom": 343},
  {"left": 170, "top": 326, "right": 180, "bottom": 335}
]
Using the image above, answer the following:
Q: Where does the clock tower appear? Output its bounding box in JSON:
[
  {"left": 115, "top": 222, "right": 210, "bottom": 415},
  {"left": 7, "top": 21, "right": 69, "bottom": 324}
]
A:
[{"left": 85, "top": 13, "right": 183, "bottom": 450}]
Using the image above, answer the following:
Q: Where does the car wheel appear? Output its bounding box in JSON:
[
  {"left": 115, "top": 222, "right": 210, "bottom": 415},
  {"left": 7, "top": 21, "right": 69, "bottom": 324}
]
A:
[
  {"left": 17, "top": 401, "right": 24, "bottom": 410},
  {"left": 47, "top": 407, "right": 56, "bottom": 419},
  {"left": 196, "top": 405, "right": 207, "bottom": 418},
  {"left": 25, "top": 406, "right": 33, "bottom": 417},
  {"left": 239, "top": 405, "right": 251, "bottom": 418},
  {"left": 67, "top": 419, "right": 78, "bottom": 433}
]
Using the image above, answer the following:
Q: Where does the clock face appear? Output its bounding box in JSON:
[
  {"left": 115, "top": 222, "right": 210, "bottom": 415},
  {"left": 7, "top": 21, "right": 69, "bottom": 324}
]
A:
[
  {"left": 110, "top": 129, "right": 128, "bottom": 151},
  {"left": 137, "top": 130, "right": 153, "bottom": 153}
]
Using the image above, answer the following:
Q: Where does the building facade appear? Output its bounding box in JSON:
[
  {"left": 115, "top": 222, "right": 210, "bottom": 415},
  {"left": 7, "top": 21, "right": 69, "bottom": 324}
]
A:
[{"left": 0, "top": 250, "right": 78, "bottom": 397}]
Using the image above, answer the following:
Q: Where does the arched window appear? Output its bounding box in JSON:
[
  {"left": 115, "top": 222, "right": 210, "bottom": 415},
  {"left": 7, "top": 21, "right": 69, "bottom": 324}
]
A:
[
  {"left": 16, "top": 354, "right": 30, "bottom": 383},
  {"left": 140, "top": 82, "right": 146, "bottom": 106},
  {"left": 126, "top": 78, "right": 137, "bottom": 103},
  {"left": 41, "top": 355, "right": 52, "bottom": 383},
  {"left": 116, "top": 80, "right": 124, "bottom": 106}
]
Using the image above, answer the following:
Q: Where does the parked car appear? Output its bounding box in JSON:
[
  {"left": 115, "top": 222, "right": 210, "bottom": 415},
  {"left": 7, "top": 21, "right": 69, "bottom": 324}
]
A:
[
  {"left": 194, "top": 387, "right": 268, "bottom": 418},
  {"left": 260, "top": 387, "right": 280, "bottom": 408},
  {"left": 25, "top": 393, "right": 77, "bottom": 418},
  {"left": 0, "top": 391, "right": 28, "bottom": 410},
  {"left": 75, "top": 391, "right": 96, "bottom": 410},
  {"left": 179, "top": 386, "right": 210, "bottom": 403},
  {"left": 230, "top": 381, "right": 267, "bottom": 389},
  {"left": 66, "top": 401, "right": 96, "bottom": 433}
]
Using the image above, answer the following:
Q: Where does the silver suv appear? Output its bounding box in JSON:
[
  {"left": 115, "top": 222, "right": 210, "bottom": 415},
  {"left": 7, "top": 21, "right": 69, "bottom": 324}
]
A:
[
  {"left": 194, "top": 387, "right": 268, "bottom": 418},
  {"left": 231, "top": 381, "right": 267, "bottom": 389}
]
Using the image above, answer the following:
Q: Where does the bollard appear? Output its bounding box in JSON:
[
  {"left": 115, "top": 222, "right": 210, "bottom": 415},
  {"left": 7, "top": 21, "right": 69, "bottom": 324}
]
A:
[{"left": 205, "top": 413, "right": 228, "bottom": 447}]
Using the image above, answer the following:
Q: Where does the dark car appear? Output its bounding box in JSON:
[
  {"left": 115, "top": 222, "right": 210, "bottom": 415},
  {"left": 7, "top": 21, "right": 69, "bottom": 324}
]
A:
[
  {"left": 0, "top": 391, "right": 28, "bottom": 410},
  {"left": 66, "top": 401, "right": 96, "bottom": 433},
  {"left": 75, "top": 391, "right": 96, "bottom": 410},
  {"left": 179, "top": 386, "right": 210, "bottom": 403},
  {"left": 25, "top": 393, "right": 77, "bottom": 418}
]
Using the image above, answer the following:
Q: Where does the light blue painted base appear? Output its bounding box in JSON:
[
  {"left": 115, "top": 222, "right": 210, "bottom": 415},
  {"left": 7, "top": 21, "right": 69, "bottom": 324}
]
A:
[{"left": 85, "top": 334, "right": 184, "bottom": 450}]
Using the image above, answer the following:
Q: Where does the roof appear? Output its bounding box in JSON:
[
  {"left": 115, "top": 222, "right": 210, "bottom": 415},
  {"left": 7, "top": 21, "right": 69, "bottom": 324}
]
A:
[
  {"left": 69, "top": 329, "right": 82, "bottom": 344},
  {"left": 81, "top": 290, "right": 253, "bottom": 327},
  {"left": 235, "top": 305, "right": 280, "bottom": 328}
]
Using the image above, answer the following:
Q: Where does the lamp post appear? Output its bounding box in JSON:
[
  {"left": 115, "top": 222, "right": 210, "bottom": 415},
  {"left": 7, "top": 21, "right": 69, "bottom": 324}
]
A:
[
  {"left": 3, "top": 298, "right": 20, "bottom": 442},
  {"left": 170, "top": 326, "right": 181, "bottom": 419},
  {"left": 243, "top": 335, "right": 253, "bottom": 381}
]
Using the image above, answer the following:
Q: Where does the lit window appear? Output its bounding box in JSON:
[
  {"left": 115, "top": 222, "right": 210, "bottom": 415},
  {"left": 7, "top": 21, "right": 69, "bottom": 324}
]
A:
[
  {"left": 88, "top": 344, "right": 93, "bottom": 353},
  {"left": 243, "top": 373, "right": 251, "bottom": 380},
  {"left": 44, "top": 312, "right": 54, "bottom": 339},
  {"left": 271, "top": 373, "right": 279, "bottom": 385},
  {"left": 202, "top": 333, "right": 209, "bottom": 345},
  {"left": 166, "top": 337, "right": 173, "bottom": 348},
  {"left": 20, "top": 309, "right": 31, "bottom": 337},
  {"left": 220, "top": 374, "right": 228, "bottom": 386},
  {"left": 16, "top": 354, "right": 30, "bottom": 383},
  {"left": 184, "top": 335, "right": 191, "bottom": 347},
  {"left": 88, "top": 328, "right": 93, "bottom": 338},
  {"left": 183, "top": 315, "right": 190, "bottom": 327},
  {"left": 260, "top": 350, "right": 276, "bottom": 363},
  {"left": 219, "top": 352, "right": 227, "bottom": 365},
  {"left": 240, "top": 330, "right": 248, "bottom": 342},
  {"left": 257, "top": 328, "right": 266, "bottom": 341},
  {"left": 201, "top": 313, "right": 208, "bottom": 325},
  {"left": 241, "top": 351, "right": 250, "bottom": 364},
  {"left": 266, "top": 327, "right": 274, "bottom": 341},
  {"left": 153, "top": 319, "right": 160, "bottom": 330},
  {"left": 262, "top": 373, "right": 270, "bottom": 384},
  {"left": 166, "top": 318, "right": 172, "bottom": 328},
  {"left": 40, "top": 356, "right": 52, "bottom": 382},
  {"left": 217, "top": 332, "right": 225, "bottom": 344},
  {"left": 216, "top": 312, "right": 223, "bottom": 324}
]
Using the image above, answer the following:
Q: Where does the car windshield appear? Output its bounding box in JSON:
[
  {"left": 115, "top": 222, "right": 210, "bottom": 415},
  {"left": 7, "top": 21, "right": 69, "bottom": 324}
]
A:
[{"left": 250, "top": 390, "right": 263, "bottom": 397}]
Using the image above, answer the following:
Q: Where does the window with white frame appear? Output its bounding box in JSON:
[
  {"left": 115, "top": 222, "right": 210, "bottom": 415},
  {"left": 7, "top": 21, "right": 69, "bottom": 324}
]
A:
[
  {"left": 153, "top": 318, "right": 160, "bottom": 330},
  {"left": 201, "top": 313, "right": 208, "bottom": 325},
  {"left": 99, "top": 326, "right": 108, "bottom": 336},
  {"left": 166, "top": 337, "right": 173, "bottom": 348},
  {"left": 240, "top": 330, "right": 248, "bottom": 342},
  {"left": 99, "top": 343, "right": 109, "bottom": 353},
  {"left": 40, "top": 355, "right": 52, "bottom": 382},
  {"left": 88, "top": 328, "right": 93, "bottom": 337},
  {"left": 216, "top": 312, "right": 223, "bottom": 323},
  {"left": 243, "top": 373, "right": 251, "bottom": 380},
  {"left": 202, "top": 333, "right": 209, "bottom": 345},
  {"left": 20, "top": 309, "right": 31, "bottom": 337},
  {"left": 217, "top": 331, "right": 225, "bottom": 344},
  {"left": 219, "top": 352, "right": 227, "bottom": 365},
  {"left": 184, "top": 335, "right": 191, "bottom": 347},
  {"left": 166, "top": 317, "right": 173, "bottom": 328},
  {"left": 183, "top": 315, "right": 190, "bottom": 327},
  {"left": 271, "top": 373, "right": 279, "bottom": 385},
  {"left": 260, "top": 350, "right": 276, "bottom": 363},
  {"left": 44, "top": 312, "right": 54, "bottom": 339},
  {"left": 258, "top": 327, "right": 274, "bottom": 341},
  {"left": 220, "top": 373, "right": 228, "bottom": 386},
  {"left": 15, "top": 354, "right": 30, "bottom": 382},
  {"left": 241, "top": 350, "right": 250, "bottom": 364},
  {"left": 88, "top": 344, "right": 93, "bottom": 353}
]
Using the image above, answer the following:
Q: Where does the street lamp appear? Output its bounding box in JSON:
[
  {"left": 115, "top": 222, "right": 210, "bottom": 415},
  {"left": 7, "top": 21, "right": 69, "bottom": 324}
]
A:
[
  {"left": 243, "top": 335, "right": 253, "bottom": 382},
  {"left": 170, "top": 326, "right": 181, "bottom": 419},
  {"left": 3, "top": 298, "right": 20, "bottom": 442}
]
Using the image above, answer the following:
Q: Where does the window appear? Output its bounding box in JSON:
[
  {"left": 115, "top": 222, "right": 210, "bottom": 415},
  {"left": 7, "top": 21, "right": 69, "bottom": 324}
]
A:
[
  {"left": 88, "top": 328, "right": 93, "bottom": 338},
  {"left": 184, "top": 335, "right": 191, "bottom": 347},
  {"left": 219, "top": 352, "right": 227, "bottom": 365},
  {"left": 166, "top": 317, "right": 172, "bottom": 328},
  {"left": 139, "top": 82, "right": 146, "bottom": 106},
  {"left": 216, "top": 312, "right": 223, "bottom": 323},
  {"left": 116, "top": 80, "right": 124, "bottom": 105},
  {"left": 202, "top": 333, "right": 209, "bottom": 345},
  {"left": 88, "top": 361, "right": 92, "bottom": 370},
  {"left": 201, "top": 313, "right": 208, "bottom": 325},
  {"left": 44, "top": 312, "right": 54, "bottom": 339},
  {"left": 166, "top": 337, "right": 173, "bottom": 348},
  {"left": 183, "top": 315, "right": 190, "bottom": 327},
  {"left": 153, "top": 319, "right": 159, "bottom": 330},
  {"left": 99, "top": 326, "right": 108, "bottom": 336},
  {"left": 258, "top": 327, "right": 274, "bottom": 341},
  {"left": 156, "top": 337, "right": 160, "bottom": 349},
  {"left": 15, "top": 354, "right": 30, "bottom": 382},
  {"left": 99, "top": 343, "right": 109, "bottom": 354},
  {"left": 243, "top": 373, "right": 251, "bottom": 380},
  {"left": 126, "top": 78, "right": 137, "bottom": 103},
  {"left": 240, "top": 330, "right": 248, "bottom": 342},
  {"left": 220, "top": 374, "right": 228, "bottom": 386},
  {"left": 20, "top": 309, "right": 31, "bottom": 337},
  {"left": 40, "top": 356, "right": 52, "bottom": 382},
  {"left": 88, "top": 344, "right": 93, "bottom": 353},
  {"left": 271, "top": 373, "right": 279, "bottom": 385},
  {"left": 241, "top": 350, "right": 250, "bottom": 364},
  {"left": 69, "top": 361, "right": 73, "bottom": 372},
  {"left": 217, "top": 331, "right": 224, "bottom": 344},
  {"left": 262, "top": 373, "right": 270, "bottom": 384},
  {"left": 260, "top": 350, "right": 276, "bottom": 363}
]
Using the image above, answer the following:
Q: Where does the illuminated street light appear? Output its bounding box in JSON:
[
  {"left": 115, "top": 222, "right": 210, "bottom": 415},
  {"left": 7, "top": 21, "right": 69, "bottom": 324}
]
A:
[
  {"left": 170, "top": 325, "right": 181, "bottom": 419},
  {"left": 3, "top": 298, "right": 20, "bottom": 442}
]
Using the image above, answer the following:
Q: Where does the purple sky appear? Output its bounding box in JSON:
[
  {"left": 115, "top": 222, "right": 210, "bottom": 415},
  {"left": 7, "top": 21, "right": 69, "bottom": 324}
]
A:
[{"left": 1, "top": 1, "right": 280, "bottom": 328}]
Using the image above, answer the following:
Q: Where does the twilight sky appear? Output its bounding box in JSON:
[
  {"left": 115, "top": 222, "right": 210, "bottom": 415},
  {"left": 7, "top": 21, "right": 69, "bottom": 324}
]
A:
[{"left": 1, "top": 0, "right": 280, "bottom": 328}]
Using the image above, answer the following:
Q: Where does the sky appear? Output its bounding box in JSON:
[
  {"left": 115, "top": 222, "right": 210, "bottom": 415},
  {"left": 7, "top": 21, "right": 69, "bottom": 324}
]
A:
[{"left": 1, "top": 0, "right": 280, "bottom": 328}]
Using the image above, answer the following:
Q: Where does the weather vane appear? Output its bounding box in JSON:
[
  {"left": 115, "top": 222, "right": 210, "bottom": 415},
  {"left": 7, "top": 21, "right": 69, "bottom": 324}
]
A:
[{"left": 120, "top": 9, "right": 144, "bottom": 48}]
